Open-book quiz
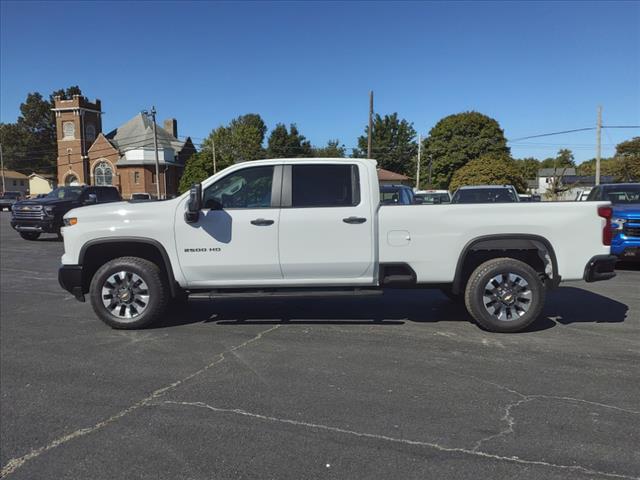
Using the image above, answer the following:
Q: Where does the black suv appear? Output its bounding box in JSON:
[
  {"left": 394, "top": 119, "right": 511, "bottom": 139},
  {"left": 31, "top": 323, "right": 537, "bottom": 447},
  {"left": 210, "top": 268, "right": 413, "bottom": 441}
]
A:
[{"left": 11, "top": 186, "right": 121, "bottom": 240}]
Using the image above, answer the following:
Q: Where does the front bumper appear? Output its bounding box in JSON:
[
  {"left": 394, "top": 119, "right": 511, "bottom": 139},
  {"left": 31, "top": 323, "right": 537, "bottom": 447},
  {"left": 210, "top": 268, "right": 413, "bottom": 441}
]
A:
[
  {"left": 611, "top": 235, "right": 640, "bottom": 259},
  {"left": 583, "top": 255, "right": 617, "bottom": 282},
  {"left": 10, "top": 218, "right": 58, "bottom": 233},
  {"left": 58, "top": 265, "right": 85, "bottom": 302}
]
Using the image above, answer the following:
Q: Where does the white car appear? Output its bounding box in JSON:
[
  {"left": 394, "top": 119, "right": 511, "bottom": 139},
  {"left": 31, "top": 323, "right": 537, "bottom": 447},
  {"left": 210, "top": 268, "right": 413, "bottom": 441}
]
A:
[{"left": 59, "top": 158, "right": 616, "bottom": 333}]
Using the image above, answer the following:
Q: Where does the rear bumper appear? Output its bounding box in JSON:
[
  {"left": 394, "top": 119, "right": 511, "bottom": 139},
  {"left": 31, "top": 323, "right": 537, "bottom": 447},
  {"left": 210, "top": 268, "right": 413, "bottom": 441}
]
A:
[
  {"left": 58, "top": 265, "right": 85, "bottom": 302},
  {"left": 583, "top": 255, "right": 617, "bottom": 282}
]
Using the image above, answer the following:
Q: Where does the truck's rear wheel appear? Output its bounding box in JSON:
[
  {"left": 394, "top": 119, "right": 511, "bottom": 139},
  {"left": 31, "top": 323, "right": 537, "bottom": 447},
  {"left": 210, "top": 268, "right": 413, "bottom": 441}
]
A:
[
  {"left": 19, "top": 232, "right": 40, "bottom": 240},
  {"left": 89, "top": 256, "right": 168, "bottom": 329},
  {"left": 464, "top": 258, "right": 545, "bottom": 333}
]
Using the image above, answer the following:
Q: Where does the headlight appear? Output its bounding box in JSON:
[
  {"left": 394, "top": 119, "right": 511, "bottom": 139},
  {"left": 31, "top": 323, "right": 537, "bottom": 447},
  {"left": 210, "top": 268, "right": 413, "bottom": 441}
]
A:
[
  {"left": 63, "top": 217, "right": 77, "bottom": 226},
  {"left": 611, "top": 218, "right": 626, "bottom": 230},
  {"left": 44, "top": 206, "right": 55, "bottom": 215}
]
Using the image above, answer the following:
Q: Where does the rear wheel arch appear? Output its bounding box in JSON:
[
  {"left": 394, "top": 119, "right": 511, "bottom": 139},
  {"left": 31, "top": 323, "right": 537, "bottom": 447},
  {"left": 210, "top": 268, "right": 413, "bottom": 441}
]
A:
[
  {"left": 79, "top": 237, "right": 179, "bottom": 298},
  {"left": 452, "top": 234, "right": 559, "bottom": 295}
]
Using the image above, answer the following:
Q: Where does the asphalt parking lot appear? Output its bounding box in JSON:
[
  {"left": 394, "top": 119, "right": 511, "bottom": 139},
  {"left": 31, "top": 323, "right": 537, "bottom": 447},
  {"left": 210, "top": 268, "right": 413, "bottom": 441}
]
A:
[{"left": 1, "top": 213, "right": 639, "bottom": 480}]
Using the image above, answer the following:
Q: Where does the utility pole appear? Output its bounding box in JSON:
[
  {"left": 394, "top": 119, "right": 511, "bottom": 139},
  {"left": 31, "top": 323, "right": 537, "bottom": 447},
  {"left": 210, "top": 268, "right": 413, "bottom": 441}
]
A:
[
  {"left": 212, "top": 137, "right": 217, "bottom": 174},
  {"left": 595, "top": 105, "right": 602, "bottom": 186},
  {"left": 416, "top": 134, "right": 421, "bottom": 189},
  {"left": 367, "top": 91, "right": 373, "bottom": 158},
  {"left": 150, "top": 106, "right": 161, "bottom": 199},
  {"left": 0, "top": 143, "right": 5, "bottom": 193}
]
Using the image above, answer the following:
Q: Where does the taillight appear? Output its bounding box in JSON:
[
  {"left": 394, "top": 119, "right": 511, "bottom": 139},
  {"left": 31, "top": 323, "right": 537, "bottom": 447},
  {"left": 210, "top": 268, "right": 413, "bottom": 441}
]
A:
[{"left": 598, "top": 206, "right": 613, "bottom": 245}]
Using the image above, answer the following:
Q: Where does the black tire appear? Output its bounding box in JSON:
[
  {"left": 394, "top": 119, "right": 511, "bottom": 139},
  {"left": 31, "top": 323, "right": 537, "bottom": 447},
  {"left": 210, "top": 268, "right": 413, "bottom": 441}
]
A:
[
  {"left": 19, "top": 232, "right": 41, "bottom": 240},
  {"left": 89, "top": 256, "right": 169, "bottom": 329},
  {"left": 464, "top": 257, "right": 545, "bottom": 333}
]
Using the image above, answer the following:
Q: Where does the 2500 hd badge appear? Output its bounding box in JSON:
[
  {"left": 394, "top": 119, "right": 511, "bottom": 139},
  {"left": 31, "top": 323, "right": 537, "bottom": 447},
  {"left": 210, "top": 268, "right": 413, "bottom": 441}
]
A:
[{"left": 184, "top": 247, "right": 221, "bottom": 253}]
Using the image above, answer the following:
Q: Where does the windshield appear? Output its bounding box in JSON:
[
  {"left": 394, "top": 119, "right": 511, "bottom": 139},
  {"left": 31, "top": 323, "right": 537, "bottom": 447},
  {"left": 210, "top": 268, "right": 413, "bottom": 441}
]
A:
[
  {"left": 1, "top": 192, "right": 20, "bottom": 199},
  {"left": 600, "top": 185, "right": 640, "bottom": 204},
  {"left": 46, "top": 187, "right": 84, "bottom": 200},
  {"left": 452, "top": 188, "right": 518, "bottom": 204},
  {"left": 416, "top": 192, "right": 450, "bottom": 204}
]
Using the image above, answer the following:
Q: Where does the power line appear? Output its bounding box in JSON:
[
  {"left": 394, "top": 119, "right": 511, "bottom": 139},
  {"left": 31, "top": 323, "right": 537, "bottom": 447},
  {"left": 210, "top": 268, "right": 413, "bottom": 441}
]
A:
[{"left": 508, "top": 128, "right": 596, "bottom": 142}]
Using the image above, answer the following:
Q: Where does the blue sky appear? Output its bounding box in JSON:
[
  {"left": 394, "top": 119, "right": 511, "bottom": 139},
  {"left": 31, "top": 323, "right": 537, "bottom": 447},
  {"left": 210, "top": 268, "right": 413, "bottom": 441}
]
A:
[{"left": 1, "top": 1, "right": 638, "bottom": 162}]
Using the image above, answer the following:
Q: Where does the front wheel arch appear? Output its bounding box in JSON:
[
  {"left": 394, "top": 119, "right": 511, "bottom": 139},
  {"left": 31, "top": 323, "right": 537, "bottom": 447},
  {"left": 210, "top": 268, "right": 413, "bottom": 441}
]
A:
[{"left": 79, "top": 238, "right": 179, "bottom": 298}]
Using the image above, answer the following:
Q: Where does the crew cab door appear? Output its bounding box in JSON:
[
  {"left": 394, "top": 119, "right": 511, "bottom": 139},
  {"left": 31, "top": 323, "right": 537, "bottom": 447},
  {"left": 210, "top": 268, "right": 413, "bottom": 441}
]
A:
[
  {"left": 278, "top": 163, "right": 375, "bottom": 283},
  {"left": 174, "top": 165, "right": 283, "bottom": 287}
]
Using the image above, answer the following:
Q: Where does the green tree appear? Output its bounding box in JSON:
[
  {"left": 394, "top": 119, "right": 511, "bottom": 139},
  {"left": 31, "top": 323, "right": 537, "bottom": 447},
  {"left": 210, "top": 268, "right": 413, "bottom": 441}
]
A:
[
  {"left": 514, "top": 157, "right": 541, "bottom": 180},
  {"left": 354, "top": 113, "right": 417, "bottom": 176},
  {"left": 615, "top": 137, "right": 640, "bottom": 180},
  {"left": 0, "top": 86, "right": 82, "bottom": 174},
  {"left": 423, "top": 111, "right": 509, "bottom": 188},
  {"left": 178, "top": 151, "right": 214, "bottom": 193},
  {"left": 540, "top": 149, "right": 575, "bottom": 169},
  {"left": 266, "top": 123, "right": 312, "bottom": 158},
  {"left": 201, "top": 113, "right": 267, "bottom": 168},
  {"left": 449, "top": 154, "right": 526, "bottom": 193},
  {"left": 312, "top": 139, "right": 346, "bottom": 158}
]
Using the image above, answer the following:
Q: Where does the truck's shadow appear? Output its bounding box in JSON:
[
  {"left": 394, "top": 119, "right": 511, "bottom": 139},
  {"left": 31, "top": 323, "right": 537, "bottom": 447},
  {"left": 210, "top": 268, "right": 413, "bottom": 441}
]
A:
[{"left": 156, "top": 286, "right": 628, "bottom": 332}]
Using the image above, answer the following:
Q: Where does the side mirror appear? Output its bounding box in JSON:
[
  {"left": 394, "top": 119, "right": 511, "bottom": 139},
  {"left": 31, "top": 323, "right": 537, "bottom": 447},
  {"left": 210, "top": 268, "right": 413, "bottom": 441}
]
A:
[
  {"left": 84, "top": 193, "right": 97, "bottom": 205},
  {"left": 185, "top": 183, "right": 202, "bottom": 223}
]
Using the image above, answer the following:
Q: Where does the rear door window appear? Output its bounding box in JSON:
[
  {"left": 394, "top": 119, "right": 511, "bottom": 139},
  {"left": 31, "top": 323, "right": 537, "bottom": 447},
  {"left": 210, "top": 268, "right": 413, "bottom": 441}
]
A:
[{"left": 291, "top": 164, "right": 359, "bottom": 208}]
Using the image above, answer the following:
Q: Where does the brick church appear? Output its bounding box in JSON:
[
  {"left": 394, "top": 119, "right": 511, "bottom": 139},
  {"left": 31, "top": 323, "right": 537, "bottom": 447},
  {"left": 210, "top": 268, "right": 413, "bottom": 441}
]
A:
[{"left": 54, "top": 95, "right": 195, "bottom": 198}]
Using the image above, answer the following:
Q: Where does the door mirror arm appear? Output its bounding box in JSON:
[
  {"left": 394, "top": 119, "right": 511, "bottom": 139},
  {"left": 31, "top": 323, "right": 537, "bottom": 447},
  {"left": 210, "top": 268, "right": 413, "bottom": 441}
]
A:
[{"left": 185, "top": 183, "right": 202, "bottom": 223}]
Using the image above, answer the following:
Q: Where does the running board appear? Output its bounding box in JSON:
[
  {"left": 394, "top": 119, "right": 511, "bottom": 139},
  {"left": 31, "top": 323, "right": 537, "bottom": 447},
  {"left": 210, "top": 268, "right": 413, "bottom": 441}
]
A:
[{"left": 189, "top": 287, "right": 383, "bottom": 300}]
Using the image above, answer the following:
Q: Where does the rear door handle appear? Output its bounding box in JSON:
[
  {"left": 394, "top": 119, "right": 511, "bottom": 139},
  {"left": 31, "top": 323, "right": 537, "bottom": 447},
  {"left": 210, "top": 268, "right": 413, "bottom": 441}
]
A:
[
  {"left": 343, "top": 216, "right": 367, "bottom": 224},
  {"left": 250, "top": 218, "right": 274, "bottom": 226}
]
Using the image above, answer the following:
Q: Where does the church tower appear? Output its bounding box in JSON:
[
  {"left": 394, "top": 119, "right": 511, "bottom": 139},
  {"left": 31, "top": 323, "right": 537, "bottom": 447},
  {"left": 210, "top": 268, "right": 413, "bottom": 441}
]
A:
[{"left": 53, "top": 95, "right": 102, "bottom": 186}]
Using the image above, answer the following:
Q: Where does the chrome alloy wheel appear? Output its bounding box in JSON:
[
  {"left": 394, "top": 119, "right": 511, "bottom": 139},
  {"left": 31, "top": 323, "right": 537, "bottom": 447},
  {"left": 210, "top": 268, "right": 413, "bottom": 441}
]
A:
[
  {"left": 482, "top": 273, "right": 532, "bottom": 322},
  {"left": 101, "top": 271, "right": 150, "bottom": 320}
]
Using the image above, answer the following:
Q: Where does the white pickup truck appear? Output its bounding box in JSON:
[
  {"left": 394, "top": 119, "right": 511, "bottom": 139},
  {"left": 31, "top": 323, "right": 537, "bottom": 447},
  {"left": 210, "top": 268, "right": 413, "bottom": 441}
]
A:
[{"left": 58, "top": 158, "right": 617, "bottom": 333}]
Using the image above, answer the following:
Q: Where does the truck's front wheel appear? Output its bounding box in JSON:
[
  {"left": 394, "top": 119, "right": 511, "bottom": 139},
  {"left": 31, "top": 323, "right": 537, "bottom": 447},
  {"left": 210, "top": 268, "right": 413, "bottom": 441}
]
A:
[
  {"left": 89, "top": 256, "right": 168, "bottom": 329},
  {"left": 464, "top": 258, "right": 545, "bottom": 333}
]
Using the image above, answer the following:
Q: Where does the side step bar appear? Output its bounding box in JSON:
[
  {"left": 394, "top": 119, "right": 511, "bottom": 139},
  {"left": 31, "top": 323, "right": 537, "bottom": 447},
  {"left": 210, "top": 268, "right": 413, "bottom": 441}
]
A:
[{"left": 189, "top": 287, "right": 383, "bottom": 300}]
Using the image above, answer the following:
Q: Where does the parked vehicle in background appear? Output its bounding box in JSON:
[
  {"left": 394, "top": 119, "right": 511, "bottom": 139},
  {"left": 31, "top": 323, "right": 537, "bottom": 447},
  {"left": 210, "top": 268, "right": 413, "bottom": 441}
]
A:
[
  {"left": 451, "top": 185, "right": 520, "bottom": 204},
  {"left": 380, "top": 184, "right": 416, "bottom": 205},
  {"left": 130, "top": 192, "right": 152, "bottom": 201},
  {"left": 0, "top": 191, "right": 23, "bottom": 211},
  {"left": 10, "top": 185, "right": 122, "bottom": 240},
  {"left": 58, "top": 158, "right": 616, "bottom": 333},
  {"left": 575, "top": 189, "right": 592, "bottom": 201},
  {"left": 414, "top": 189, "right": 451, "bottom": 204},
  {"left": 587, "top": 183, "right": 640, "bottom": 260}
]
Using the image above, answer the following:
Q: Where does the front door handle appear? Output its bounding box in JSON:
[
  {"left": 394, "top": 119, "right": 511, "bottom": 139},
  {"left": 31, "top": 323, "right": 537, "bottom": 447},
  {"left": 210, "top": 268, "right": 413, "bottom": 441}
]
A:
[
  {"left": 250, "top": 218, "right": 274, "bottom": 226},
  {"left": 343, "top": 216, "right": 367, "bottom": 224}
]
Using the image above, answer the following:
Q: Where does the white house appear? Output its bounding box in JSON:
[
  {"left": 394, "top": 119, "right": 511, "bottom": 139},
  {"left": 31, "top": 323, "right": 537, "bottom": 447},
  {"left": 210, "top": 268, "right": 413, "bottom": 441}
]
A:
[{"left": 28, "top": 173, "right": 55, "bottom": 196}]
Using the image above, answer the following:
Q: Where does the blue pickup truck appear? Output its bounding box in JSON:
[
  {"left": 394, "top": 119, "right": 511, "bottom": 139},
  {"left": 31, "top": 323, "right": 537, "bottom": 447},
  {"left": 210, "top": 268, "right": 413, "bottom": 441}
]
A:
[{"left": 587, "top": 183, "right": 640, "bottom": 260}]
